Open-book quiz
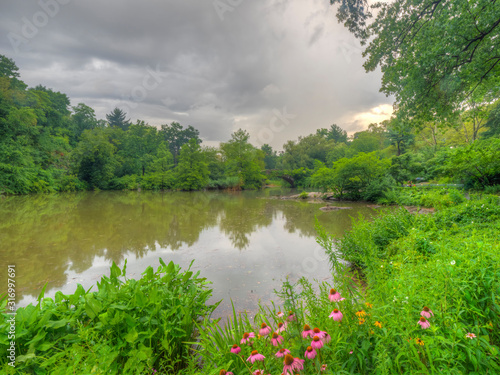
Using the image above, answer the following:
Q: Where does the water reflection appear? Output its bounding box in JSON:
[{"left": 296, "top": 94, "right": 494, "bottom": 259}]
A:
[{"left": 0, "top": 190, "right": 383, "bottom": 317}]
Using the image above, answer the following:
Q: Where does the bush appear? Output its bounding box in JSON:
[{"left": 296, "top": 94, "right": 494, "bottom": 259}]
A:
[{"left": 0, "top": 260, "right": 218, "bottom": 374}]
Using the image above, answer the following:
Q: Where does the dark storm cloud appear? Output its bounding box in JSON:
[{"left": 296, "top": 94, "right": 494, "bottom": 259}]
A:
[{"left": 0, "top": 0, "right": 393, "bottom": 148}]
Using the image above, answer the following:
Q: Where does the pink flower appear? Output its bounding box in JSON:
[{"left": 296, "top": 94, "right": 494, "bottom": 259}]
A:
[
  {"left": 259, "top": 322, "right": 272, "bottom": 336},
  {"left": 329, "top": 308, "right": 343, "bottom": 321},
  {"left": 293, "top": 357, "right": 305, "bottom": 371},
  {"left": 349, "top": 350, "right": 353, "bottom": 354},
  {"left": 230, "top": 344, "right": 241, "bottom": 354},
  {"left": 252, "top": 370, "right": 266, "bottom": 375},
  {"left": 312, "top": 327, "right": 327, "bottom": 339},
  {"left": 275, "top": 348, "right": 290, "bottom": 357},
  {"left": 322, "top": 333, "right": 331, "bottom": 344},
  {"left": 271, "top": 332, "right": 284, "bottom": 346},
  {"left": 465, "top": 333, "right": 476, "bottom": 339},
  {"left": 287, "top": 311, "right": 296, "bottom": 321},
  {"left": 311, "top": 335, "right": 324, "bottom": 349},
  {"left": 283, "top": 354, "right": 295, "bottom": 374},
  {"left": 305, "top": 346, "right": 317, "bottom": 359},
  {"left": 302, "top": 324, "right": 313, "bottom": 338},
  {"left": 418, "top": 317, "right": 430, "bottom": 329},
  {"left": 219, "top": 370, "right": 234, "bottom": 375},
  {"left": 277, "top": 311, "right": 284, "bottom": 318},
  {"left": 328, "top": 288, "right": 344, "bottom": 301},
  {"left": 321, "top": 364, "right": 327, "bottom": 371},
  {"left": 276, "top": 321, "right": 287, "bottom": 332},
  {"left": 240, "top": 332, "right": 255, "bottom": 344},
  {"left": 247, "top": 350, "right": 265, "bottom": 364},
  {"left": 420, "top": 306, "right": 434, "bottom": 319}
]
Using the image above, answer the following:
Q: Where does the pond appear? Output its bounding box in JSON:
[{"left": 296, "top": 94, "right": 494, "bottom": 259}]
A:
[{"left": 0, "top": 189, "right": 384, "bottom": 319}]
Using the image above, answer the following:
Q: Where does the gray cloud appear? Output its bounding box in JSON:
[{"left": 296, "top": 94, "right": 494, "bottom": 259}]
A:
[{"left": 0, "top": 0, "right": 393, "bottom": 149}]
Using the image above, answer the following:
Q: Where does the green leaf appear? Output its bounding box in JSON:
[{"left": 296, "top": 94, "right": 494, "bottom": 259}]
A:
[
  {"left": 85, "top": 295, "right": 103, "bottom": 319},
  {"left": 110, "top": 261, "right": 121, "bottom": 279},
  {"left": 124, "top": 327, "right": 138, "bottom": 343}
]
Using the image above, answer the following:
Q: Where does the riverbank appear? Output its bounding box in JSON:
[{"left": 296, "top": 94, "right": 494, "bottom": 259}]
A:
[{"left": 195, "top": 191, "right": 500, "bottom": 374}]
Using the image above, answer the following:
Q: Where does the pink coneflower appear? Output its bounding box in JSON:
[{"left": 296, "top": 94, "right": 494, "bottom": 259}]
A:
[
  {"left": 271, "top": 332, "right": 284, "bottom": 346},
  {"left": 240, "top": 332, "right": 255, "bottom": 344},
  {"left": 230, "top": 344, "right": 241, "bottom": 354},
  {"left": 349, "top": 350, "right": 353, "bottom": 354},
  {"left": 322, "top": 333, "right": 331, "bottom": 343},
  {"left": 277, "top": 311, "right": 284, "bottom": 318},
  {"left": 328, "top": 288, "right": 344, "bottom": 301},
  {"left": 311, "top": 335, "right": 324, "bottom": 350},
  {"left": 293, "top": 357, "right": 305, "bottom": 371},
  {"left": 305, "top": 346, "right": 317, "bottom": 359},
  {"left": 302, "top": 324, "right": 313, "bottom": 338},
  {"left": 276, "top": 321, "right": 287, "bottom": 332},
  {"left": 287, "top": 311, "right": 296, "bottom": 321},
  {"left": 252, "top": 370, "right": 265, "bottom": 375},
  {"left": 283, "top": 354, "right": 295, "bottom": 374},
  {"left": 329, "top": 308, "right": 343, "bottom": 321},
  {"left": 320, "top": 364, "right": 327, "bottom": 371},
  {"left": 275, "top": 348, "right": 290, "bottom": 357},
  {"left": 465, "top": 333, "right": 476, "bottom": 339},
  {"left": 420, "top": 306, "right": 434, "bottom": 319},
  {"left": 247, "top": 350, "right": 265, "bottom": 364},
  {"left": 219, "top": 370, "right": 234, "bottom": 375},
  {"left": 312, "top": 327, "right": 326, "bottom": 339},
  {"left": 259, "top": 322, "right": 272, "bottom": 336},
  {"left": 418, "top": 317, "right": 430, "bottom": 329}
]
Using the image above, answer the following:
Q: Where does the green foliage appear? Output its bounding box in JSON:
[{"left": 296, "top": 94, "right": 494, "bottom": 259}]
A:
[
  {"left": 443, "top": 138, "right": 500, "bottom": 188},
  {"left": 378, "top": 187, "right": 467, "bottom": 209},
  {"left": 220, "top": 129, "right": 265, "bottom": 190},
  {"left": 106, "top": 107, "right": 131, "bottom": 131},
  {"left": 337, "top": 0, "right": 500, "bottom": 123},
  {"left": 160, "top": 122, "right": 200, "bottom": 167},
  {"left": 71, "top": 129, "right": 118, "bottom": 189},
  {"left": 176, "top": 138, "right": 209, "bottom": 191},
  {"left": 312, "top": 152, "right": 390, "bottom": 200},
  {"left": 299, "top": 191, "right": 309, "bottom": 199},
  {"left": 0, "top": 260, "right": 218, "bottom": 374}
]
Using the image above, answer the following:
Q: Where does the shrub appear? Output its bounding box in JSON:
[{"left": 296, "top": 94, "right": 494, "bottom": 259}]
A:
[{"left": 0, "top": 260, "right": 218, "bottom": 374}]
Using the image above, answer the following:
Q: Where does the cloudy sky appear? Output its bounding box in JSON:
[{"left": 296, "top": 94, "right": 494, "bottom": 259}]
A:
[{"left": 0, "top": 0, "right": 393, "bottom": 149}]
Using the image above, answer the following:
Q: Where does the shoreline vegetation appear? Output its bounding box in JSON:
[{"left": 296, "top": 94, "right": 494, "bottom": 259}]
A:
[
  {"left": 1, "top": 54, "right": 500, "bottom": 199},
  {"left": 2, "top": 189, "right": 499, "bottom": 374}
]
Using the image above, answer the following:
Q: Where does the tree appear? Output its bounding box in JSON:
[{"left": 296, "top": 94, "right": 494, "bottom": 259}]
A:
[
  {"left": 443, "top": 138, "right": 500, "bottom": 187},
  {"left": 261, "top": 144, "right": 278, "bottom": 169},
  {"left": 106, "top": 108, "right": 131, "bottom": 131},
  {"left": 72, "top": 103, "right": 98, "bottom": 139},
  {"left": 71, "top": 129, "right": 117, "bottom": 189},
  {"left": 386, "top": 118, "right": 414, "bottom": 156},
  {"left": 281, "top": 133, "right": 336, "bottom": 170},
  {"left": 119, "top": 121, "right": 160, "bottom": 176},
  {"left": 482, "top": 100, "right": 500, "bottom": 138},
  {"left": 312, "top": 152, "right": 390, "bottom": 199},
  {"left": 331, "top": 0, "right": 500, "bottom": 122},
  {"left": 350, "top": 131, "right": 382, "bottom": 154},
  {"left": 175, "top": 138, "right": 209, "bottom": 190},
  {"left": 160, "top": 122, "right": 200, "bottom": 166},
  {"left": 220, "top": 129, "right": 265, "bottom": 189},
  {"left": 0, "top": 54, "right": 26, "bottom": 90},
  {"left": 325, "top": 123, "right": 348, "bottom": 143}
]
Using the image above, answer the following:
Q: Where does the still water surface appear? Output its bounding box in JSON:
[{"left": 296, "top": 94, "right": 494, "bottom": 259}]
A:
[{"left": 0, "top": 189, "right": 383, "bottom": 318}]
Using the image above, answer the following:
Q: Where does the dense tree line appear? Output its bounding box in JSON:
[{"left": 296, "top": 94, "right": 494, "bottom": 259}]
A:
[{"left": 1, "top": 54, "right": 499, "bottom": 197}]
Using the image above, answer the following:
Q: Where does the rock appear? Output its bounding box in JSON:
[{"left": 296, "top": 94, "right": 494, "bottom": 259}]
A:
[{"left": 319, "top": 206, "right": 353, "bottom": 211}]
